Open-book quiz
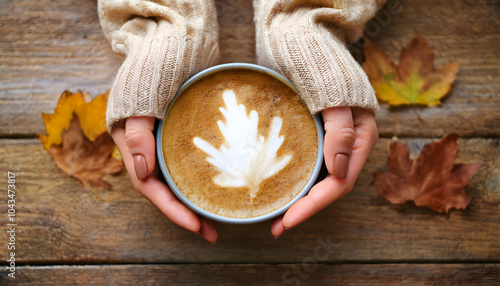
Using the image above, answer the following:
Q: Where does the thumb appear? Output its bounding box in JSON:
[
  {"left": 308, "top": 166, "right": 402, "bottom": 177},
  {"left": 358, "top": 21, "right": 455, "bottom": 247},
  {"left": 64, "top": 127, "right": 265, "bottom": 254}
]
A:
[
  {"left": 321, "top": 107, "right": 355, "bottom": 179},
  {"left": 125, "top": 117, "right": 156, "bottom": 180}
]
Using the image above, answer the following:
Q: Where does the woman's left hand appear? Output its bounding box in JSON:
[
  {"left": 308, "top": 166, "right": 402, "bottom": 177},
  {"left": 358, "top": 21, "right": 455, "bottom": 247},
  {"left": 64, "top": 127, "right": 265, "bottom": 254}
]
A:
[{"left": 271, "top": 106, "right": 378, "bottom": 237}]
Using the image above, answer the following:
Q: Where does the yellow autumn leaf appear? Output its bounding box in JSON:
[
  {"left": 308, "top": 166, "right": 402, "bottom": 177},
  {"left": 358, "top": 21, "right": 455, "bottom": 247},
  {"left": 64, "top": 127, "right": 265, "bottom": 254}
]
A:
[
  {"left": 362, "top": 35, "right": 460, "bottom": 106},
  {"left": 39, "top": 90, "right": 123, "bottom": 189},
  {"left": 39, "top": 91, "right": 109, "bottom": 149}
]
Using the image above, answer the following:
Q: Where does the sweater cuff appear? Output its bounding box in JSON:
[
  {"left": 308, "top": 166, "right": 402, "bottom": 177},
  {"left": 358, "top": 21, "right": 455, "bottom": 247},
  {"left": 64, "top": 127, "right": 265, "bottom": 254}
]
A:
[
  {"left": 105, "top": 23, "right": 218, "bottom": 130},
  {"left": 262, "top": 25, "right": 379, "bottom": 114}
]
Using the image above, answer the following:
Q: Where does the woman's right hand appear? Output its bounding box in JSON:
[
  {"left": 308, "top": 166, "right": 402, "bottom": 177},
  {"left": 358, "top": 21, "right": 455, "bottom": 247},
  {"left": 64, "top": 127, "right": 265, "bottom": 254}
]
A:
[{"left": 111, "top": 116, "right": 218, "bottom": 244}]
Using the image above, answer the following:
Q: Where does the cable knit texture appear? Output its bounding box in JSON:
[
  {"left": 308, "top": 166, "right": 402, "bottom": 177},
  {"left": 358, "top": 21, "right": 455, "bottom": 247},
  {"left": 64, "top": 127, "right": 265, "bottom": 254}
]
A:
[
  {"left": 254, "top": 0, "right": 386, "bottom": 114},
  {"left": 98, "top": 0, "right": 219, "bottom": 130},
  {"left": 98, "top": 0, "right": 386, "bottom": 130}
]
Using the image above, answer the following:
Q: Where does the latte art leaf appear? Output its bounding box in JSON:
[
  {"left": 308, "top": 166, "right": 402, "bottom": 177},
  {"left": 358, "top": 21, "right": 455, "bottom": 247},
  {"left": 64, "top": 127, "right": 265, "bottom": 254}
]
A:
[{"left": 193, "top": 90, "right": 293, "bottom": 198}]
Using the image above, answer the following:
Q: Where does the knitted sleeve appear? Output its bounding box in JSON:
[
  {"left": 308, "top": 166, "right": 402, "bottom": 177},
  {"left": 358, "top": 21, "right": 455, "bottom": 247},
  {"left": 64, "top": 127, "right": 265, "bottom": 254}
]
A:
[
  {"left": 98, "top": 0, "right": 219, "bottom": 130},
  {"left": 254, "top": 0, "right": 386, "bottom": 114}
]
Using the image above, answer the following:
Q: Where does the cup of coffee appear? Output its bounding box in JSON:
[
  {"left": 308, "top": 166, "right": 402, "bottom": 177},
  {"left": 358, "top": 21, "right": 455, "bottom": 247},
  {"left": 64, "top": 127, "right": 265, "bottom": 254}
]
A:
[{"left": 156, "top": 63, "right": 323, "bottom": 224}]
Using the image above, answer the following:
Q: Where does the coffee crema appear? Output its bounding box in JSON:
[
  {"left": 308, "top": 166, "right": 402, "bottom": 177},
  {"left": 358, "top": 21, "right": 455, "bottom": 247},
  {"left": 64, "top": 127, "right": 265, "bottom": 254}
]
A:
[{"left": 162, "top": 69, "right": 318, "bottom": 218}]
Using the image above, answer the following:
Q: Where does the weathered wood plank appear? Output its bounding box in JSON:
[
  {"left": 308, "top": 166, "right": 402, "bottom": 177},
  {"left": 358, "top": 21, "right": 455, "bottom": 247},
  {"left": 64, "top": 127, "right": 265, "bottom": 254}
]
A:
[
  {"left": 1, "top": 0, "right": 499, "bottom": 137},
  {"left": 1, "top": 264, "right": 499, "bottom": 285},
  {"left": 217, "top": 0, "right": 256, "bottom": 64},
  {"left": 0, "top": 138, "right": 498, "bottom": 263},
  {"left": 0, "top": 0, "right": 121, "bottom": 137}
]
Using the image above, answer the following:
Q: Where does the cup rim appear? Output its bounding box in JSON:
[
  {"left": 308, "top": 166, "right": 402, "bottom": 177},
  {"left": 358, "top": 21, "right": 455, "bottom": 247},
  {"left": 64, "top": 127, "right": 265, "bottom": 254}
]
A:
[{"left": 156, "top": 63, "right": 324, "bottom": 224}]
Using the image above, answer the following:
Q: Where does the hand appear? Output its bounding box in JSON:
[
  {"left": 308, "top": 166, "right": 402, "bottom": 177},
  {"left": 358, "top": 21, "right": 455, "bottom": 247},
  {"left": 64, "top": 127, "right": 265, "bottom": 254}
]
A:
[
  {"left": 111, "top": 116, "right": 218, "bottom": 243},
  {"left": 271, "top": 107, "right": 378, "bottom": 237}
]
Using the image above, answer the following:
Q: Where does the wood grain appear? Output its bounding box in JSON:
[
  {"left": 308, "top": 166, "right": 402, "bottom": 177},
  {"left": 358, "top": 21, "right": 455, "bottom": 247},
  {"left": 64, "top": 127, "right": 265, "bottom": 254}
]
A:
[
  {"left": 1, "top": 264, "right": 499, "bottom": 285},
  {"left": 1, "top": 0, "right": 499, "bottom": 137},
  {"left": 0, "top": 0, "right": 121, "bottom": 137},
  {"left": 1, "top": 0, "right": 499, "bottom": 284},
  {"left": 0, "top": 138, "right": 498, "bottom": 264}
]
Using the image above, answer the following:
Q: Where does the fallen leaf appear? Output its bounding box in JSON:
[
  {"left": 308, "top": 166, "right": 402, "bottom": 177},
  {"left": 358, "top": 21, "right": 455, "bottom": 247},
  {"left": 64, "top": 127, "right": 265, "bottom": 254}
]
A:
[
  {"left": 48, "top": 116, "right": 122, "bottom": 189},
  {"left": 374, "top": 133, "right": 483, "bottom": 213},
  {"left": 39, "top": 91, "right": 122, "bottom": 189},
  {"left": 40, "top": 91, "right": 109, "bottom": 149},
  {"left": 363, "top": 35, "right": 460, "bottom": 106}
]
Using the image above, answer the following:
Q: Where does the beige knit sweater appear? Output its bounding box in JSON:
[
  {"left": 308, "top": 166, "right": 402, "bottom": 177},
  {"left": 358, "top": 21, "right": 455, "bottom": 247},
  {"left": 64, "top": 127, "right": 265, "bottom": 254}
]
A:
[{"left": 98, "top": 0, "right": 385, "bottom": 130}]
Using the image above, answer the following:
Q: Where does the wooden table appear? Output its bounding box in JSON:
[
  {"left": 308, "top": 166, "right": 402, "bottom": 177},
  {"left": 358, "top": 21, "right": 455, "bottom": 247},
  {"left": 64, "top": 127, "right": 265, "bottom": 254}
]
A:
[{"left": 1, "top": 0, "right": 499, "bottom": 284}]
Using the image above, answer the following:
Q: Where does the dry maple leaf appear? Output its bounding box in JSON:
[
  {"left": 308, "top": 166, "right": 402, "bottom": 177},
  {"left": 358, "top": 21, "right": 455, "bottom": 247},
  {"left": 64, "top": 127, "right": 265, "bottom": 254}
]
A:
[
  {"left": 48, "top": 115, "right": 123, "bottom": 189},
  {"left": 363, "top": 35, "right": 460, "bottom": 106},
  {"left": 374, "top": 133, "right": 483, "bottom": 213},
  {"left": 39, "top": 91, "right": 122, "bottom": 189}
]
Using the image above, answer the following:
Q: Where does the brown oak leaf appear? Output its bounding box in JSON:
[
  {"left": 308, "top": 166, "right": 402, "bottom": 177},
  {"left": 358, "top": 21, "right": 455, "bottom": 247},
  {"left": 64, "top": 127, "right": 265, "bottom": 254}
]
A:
[
  {"left": 48, "top": 115, "right": 122, "bottom": 189},
  {"left": 374, "top": 133, "right": 483, "bottom": 213}
]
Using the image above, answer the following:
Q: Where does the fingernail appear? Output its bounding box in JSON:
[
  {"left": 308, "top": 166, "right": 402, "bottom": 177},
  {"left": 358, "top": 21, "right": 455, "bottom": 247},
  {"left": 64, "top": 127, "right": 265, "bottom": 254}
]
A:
[
  {"left": 134, "top": 154, "right": 148, "bottom": 180},
  {"left": 334, "top": 154, "right": 348, "bottom": 179}
]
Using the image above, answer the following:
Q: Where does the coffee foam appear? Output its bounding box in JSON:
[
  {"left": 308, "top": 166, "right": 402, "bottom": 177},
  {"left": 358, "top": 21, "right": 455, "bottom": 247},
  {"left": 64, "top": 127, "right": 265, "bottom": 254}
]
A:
[
  {"left": 193, "top": 89, "right": 293, "bottom": 198},
  {"left": 162, "top": 69, "right": 318, "bottom": 218}
]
